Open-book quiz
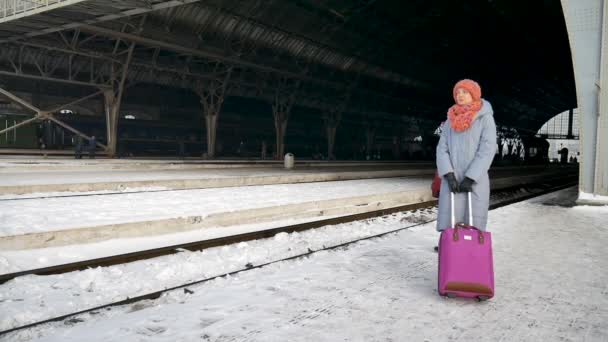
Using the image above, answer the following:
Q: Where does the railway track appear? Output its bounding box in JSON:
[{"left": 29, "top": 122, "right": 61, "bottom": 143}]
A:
[{"left": 0, "top": 177, "right": 577, "bottom": 336}]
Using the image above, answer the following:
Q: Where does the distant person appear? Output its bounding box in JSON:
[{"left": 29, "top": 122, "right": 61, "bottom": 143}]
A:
[
  {"left": 88, "top": 135, "right": 97, "bottom": 159},
  {"left": 73, "top": 135, "right": 83, "bottom": 159},
  {"left": 38, "top": 137, "right": 46, "bottom": 150},
  {"left": 178, "top": 138, "right": 185, "bottom": 159},
  {"left": 559, "top": 144, "right": 569, "bottom": 164},
  {"left": 436, "top": 79, "right": 497, "bottom": 250},
  {"left": 237, "top": 141, "right": 244, "bottom": 156},
  {"left": 38, "top": 137, "right": 47, "bottom": 158}
]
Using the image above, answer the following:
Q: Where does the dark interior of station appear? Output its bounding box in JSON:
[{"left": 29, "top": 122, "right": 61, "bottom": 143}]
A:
[{"left": 0, "top": 0, "right": 577, "bottom": 162}]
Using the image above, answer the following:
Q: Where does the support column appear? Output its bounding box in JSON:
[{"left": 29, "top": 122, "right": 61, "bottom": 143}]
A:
[
  {"left": 272, "top": 98, "right": 291, "bottom": 160},
  {"left": 274, "top": 116, "right": 287, "bottom": 159},
  {"left": 567, "top": 108, "right": 574, "bottom": 139},
  {"left": 195, "top": 68, "right": 232, "bottom": 159},
  {"left": 103, "top": 88, "right": 120, "bottom": 156},
  {"left": 324, "top": 111, "right": 339, "bottom": 160},
  {"left": 102, "top": 40, "right": 135, "bottom": 157},
  {"left": 323, "top": 81, "right": 355, "bottom": 161},
  {"left": 365, "top": 124, "right": 376, "bottom": 160},
  {"left": 561, "top": 0, "right": 608, "bottom": 202},
  {"left": 595, "top": 0, "right": 608, "bottom": 198},
  {"left": 272, "top": 78, "right": 298, "bottom": 159},
  {"left": 103, "top": 17, "right": 145, "bottom": 157},
  {"left": 205, "top": 111, "right": 219, "bottom": 158}
]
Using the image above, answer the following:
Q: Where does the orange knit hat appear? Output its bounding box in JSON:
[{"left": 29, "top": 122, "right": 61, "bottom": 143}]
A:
[{"left": 453, "top": 79, "right": 482, "bottom": 102}]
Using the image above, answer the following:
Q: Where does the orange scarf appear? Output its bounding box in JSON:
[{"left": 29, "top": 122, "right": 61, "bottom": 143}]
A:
[{"left": 447, "top": 101, "right": 482, "bottom": 132}]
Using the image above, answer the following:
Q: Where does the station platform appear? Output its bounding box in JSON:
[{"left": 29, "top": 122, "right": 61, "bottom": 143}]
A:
[
  {"left": 0, "top": 158, "right": 563, "bottom": 196},
  {"left": 0, "top": 162, "right": 576, "bottom": 251},
  {"left": 1, "top": 187, "right": 605, "bottom": 341},
  {"left": 0, "top": 157, "right": 427, "bottom": 171},
  {"left": 0, "top": 162, "right": 435, "bottom": 195}
]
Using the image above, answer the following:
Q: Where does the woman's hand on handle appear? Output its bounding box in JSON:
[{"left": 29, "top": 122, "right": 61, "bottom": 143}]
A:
[
  {"left": 444, "top": 172, "right": 460, "bottom": 193},
  {"left": 459, "top": 177, "right": 475, "bottom": 192}
]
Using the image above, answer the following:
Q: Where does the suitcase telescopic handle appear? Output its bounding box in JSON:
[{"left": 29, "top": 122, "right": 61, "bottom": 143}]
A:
[
  {"left": 451, "top": 191, "right": 484, "bottom": 244},
  {"left": 450, "top": 191, "right": 474, "bottom": 227},
  {"left": 467, "top": 192, "right": 473, "bottom": 227},
  {"left": 450, "top": 192, "right": 455, "bottom": 228}
]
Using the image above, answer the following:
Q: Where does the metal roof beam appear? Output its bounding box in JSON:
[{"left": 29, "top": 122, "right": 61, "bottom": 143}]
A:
[
  {"left": 0, "top": 0, "right": 204, "bottom": 43},
  {"left": 0, "top": 70, "right": 111, "bottom": 88},
  {"left": 77, "top": 23, "right": 428, "bottom": 110},
  {"left": 78, "top": 24, "right": 333, "bottom": 87},
  {"left": 0, "top": 0, "right": 89, "bottom": 24}
]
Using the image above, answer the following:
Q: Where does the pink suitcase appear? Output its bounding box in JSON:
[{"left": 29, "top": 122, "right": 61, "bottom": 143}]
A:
[{"left": 438, "top": 192, "right": 494, "bottom": 300}]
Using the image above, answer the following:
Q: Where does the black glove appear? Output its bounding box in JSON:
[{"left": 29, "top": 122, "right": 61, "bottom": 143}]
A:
[
  {"left": 444, "top": 172, "right": 459, "bottom": 193},
  {"left": 459, "top": 177, "right": 475, "bottom": 192}
]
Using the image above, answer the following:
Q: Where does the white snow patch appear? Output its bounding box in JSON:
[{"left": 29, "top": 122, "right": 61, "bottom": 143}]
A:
[{"left": 578, "top": 191, "right": 608, "bottom": 205}]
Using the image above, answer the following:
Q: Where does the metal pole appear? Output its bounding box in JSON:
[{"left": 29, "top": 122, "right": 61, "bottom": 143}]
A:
[
  {"left": 0, "top": 86, "right": 40, "bottom": 113},
  {"left": 567, "top": 108, "right": 574, "bottom": 139},
  {"left": 0, "top": 116, "right": 38, "bottom": 136}
]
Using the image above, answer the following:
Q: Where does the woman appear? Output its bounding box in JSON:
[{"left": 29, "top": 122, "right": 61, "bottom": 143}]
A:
[{"left": 436, "top": 79, "right": 497, "bottom": 240}]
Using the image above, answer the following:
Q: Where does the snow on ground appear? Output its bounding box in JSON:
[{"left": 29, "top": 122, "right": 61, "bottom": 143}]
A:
[
  {"left": 579, "top": 191, "right": 608, "bottom": 204},
  {"left": 0, "top": 188, "right": 531, "bottom": 273},
  {"left": 0, "top": 214, "right": 349, "bottom": 273},
  {"left": 0, "top": 177, "right": 428, "bottom": 236},
  {"left": 0, "top": 208, "right": 437, "bottom": 332},
  {"left": 1, "top": 187, "right": 607, "bottom": 341}
]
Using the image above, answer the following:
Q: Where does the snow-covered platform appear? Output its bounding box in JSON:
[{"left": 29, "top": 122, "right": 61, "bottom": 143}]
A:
[
  {"left": 0, "top": 177, "right": 434, "bottom": 250},
  {"left": 0, "top": 158, "right": 436, "bottom": 195},
  {"left": 1, "top": 187, "right": 605, "bottom": 341},
  {"left": 0, "top": 158, "right": 566, "bottom": 195},
  {"left": 0, "top": 164, "right": 574, "bottom": 250},
  {"left": 0, "top": 157, "right": 428, "bottom": 171}
]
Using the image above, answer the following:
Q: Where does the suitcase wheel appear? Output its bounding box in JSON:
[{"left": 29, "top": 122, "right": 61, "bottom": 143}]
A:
[
  {"left": 446, "top": 293, "right": 457, "bottom": 299},
  {"left": 476, "top": 296, "right": 490, "bottom": 302}
]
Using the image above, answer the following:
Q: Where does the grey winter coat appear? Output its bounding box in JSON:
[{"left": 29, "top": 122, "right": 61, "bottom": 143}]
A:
[{"left": 436, "top": 99, "right": 497, "bottom": 231}]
